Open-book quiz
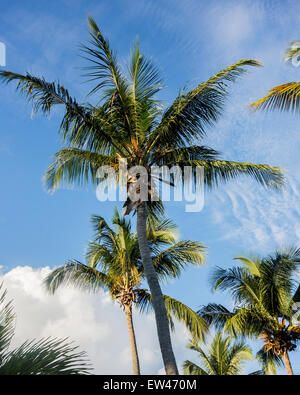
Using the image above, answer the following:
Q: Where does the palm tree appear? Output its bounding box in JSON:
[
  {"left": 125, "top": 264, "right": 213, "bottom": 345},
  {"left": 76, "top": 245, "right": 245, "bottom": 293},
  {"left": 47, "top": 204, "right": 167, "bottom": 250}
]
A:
[
  {"left": 0, "top": 284, "right": 91, "bottom": 375},
  {"left": 0, "top": 17, "right": 284, "bottom": 374},
  {"left": 183, "top": 332, "right": 262, "bottom": 375},
  {"left": 198, "top": 248, "right": 300, "bottom": 375},
  {"left": 250, "top": 42, "right": 300, "bottom": 112},
  {"left": 44, "top": 208, "right": 207, "bottom": 375}
]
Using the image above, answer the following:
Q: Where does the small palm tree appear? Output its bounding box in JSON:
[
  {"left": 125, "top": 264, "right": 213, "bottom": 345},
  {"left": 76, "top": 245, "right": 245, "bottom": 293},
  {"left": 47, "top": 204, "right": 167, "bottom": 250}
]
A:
[
  {"left": 250, "top": 42, "right": 300, "bottom": 112},
  {"left": 199, "top": 248, "right": 300, "bottom": 375},
  {"left": 183, "top": 332, "right": 261, "bottom": 375},
  {"left": 0, "top": 16, "right": 284, "bottom": 374},
  {"left": 0, "top": 284, "right": 91, "bottom": 375},
  {"left": 44, "top": 209, "right": 207, "bottom": 375}
]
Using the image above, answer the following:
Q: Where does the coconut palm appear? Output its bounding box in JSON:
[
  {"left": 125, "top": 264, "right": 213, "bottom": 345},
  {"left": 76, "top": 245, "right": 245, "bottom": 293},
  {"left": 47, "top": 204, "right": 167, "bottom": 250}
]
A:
[
  {"left": 0, "top": 284, "right": 90, "bottom": 375},
  {"left": 198, "top": 248, "right": 300, "bottom": 375},
  {"left": 250, "top": 42, "right": 300, "bottom": 112},
  {"left": 0, "top": 17, "right": 284, "bottom": 374},
  {"left": 183, "top": 332, "right": 262, "bottom": 375},
  {"left": 44, "top": 208, "right": 207, "bottom": 375}
]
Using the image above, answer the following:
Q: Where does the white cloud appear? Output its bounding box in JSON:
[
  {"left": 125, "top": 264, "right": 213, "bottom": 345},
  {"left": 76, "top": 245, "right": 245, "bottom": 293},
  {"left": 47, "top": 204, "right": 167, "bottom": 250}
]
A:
[{"left": 1, "top": 265, "right": 195, "bottom": 375}]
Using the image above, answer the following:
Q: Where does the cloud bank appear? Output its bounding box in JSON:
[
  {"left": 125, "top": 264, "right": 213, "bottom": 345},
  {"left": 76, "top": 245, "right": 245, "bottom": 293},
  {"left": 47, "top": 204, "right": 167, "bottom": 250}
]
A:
[{"left": 1, "top": 265, "right": 193, "bottom": 375}]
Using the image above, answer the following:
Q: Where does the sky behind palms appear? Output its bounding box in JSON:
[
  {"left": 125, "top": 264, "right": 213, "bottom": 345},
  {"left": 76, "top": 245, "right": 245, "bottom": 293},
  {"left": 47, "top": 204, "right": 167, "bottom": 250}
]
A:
[{"left": 0, "top": 0, "right": 299, "bottom": 374}]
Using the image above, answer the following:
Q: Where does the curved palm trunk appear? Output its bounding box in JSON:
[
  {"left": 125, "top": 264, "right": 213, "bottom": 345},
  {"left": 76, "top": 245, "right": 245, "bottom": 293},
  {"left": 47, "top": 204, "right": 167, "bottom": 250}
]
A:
[
  {"left": 124, "top": 305, "right": 140, "bottom": 375},
  {"left": 136, "top": 202, "right": 179, "bottom": 375},
  {"left": 282, "top": 350, "right": 293, "bottom": 375}
]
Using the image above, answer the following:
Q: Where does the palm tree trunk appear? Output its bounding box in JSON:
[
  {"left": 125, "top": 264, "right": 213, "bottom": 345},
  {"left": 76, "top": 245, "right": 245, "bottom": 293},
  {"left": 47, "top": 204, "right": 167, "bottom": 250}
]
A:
[
  {"left": 282, "top": 350, "right": 294, "bottom": 375},
  {"left": 136, "top": 202, "right": 179, "bottom": 375},
  {"left": 124, "top": 305, "right": 140, "bottom": 375}
]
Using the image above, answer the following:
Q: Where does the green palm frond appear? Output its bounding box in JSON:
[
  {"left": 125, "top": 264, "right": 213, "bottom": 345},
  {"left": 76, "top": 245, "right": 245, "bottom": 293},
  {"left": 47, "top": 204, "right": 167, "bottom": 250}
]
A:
[
  {"left": 256, "top": 348, "right": 282, "bottom": 375},
  {"left": 181, "top": 160, "right": 284, "bottom": 190},
  {"left": 129, "top": 40, "right": 162, "bottom": 102},
  {"left": 153, "top": 240, "right": 206, "bottom": 281},
  {"left": 135, "top": 290, "right": 208, "bottom": 340},
  {"left": 197, "top": 303, "right": 235, "bottom": 330},
  {"left": 148, "top": 59, "right": 261, "bottom": 150},
  {"left": 44, "top": 148, "right": 118, "bottom": 192},
  {"left": 44, "top": 260, "right": 110, "bottom": 294},
  {"left": 212, "top": 266, "right": 260, "bottom": 304},
  {"left": 0, "top": 71, "right": 79, "bottom": 115},
  {"left": 0, "top": 337, "right": 90, "bottom": 375}
]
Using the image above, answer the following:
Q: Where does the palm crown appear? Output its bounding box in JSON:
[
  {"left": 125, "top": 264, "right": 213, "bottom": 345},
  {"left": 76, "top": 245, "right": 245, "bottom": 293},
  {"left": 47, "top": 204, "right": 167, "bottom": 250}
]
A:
[
  {"left": 198, "top": 248, "right": 300, "bottom": 374},
  {"left": 44, "top": 208, "right": 207, "bottom": 374},
  {"left": 183, "top": 332, "right": 261, "bottom": 375}
]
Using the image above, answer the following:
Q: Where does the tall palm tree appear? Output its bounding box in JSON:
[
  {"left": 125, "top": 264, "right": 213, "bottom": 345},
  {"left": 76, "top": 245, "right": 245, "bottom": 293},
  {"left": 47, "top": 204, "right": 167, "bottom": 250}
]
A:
[
  {"left": 0, "top": 284, "right": 91, "bottom": 375},
  {"left": 250, "top": 42, "right": 300, "bottom": 112},
  {"left": 183, "top": 332, "right": 261, "bottom": 375},
  {"left": 44, "top": 209, "right": 207, "bottom": 375},
  {"left": 198, "top": 248, "right": 300, "bottom": 375},
  {"left": 0, "top": 17, "right": 284, "bottom": 374}
]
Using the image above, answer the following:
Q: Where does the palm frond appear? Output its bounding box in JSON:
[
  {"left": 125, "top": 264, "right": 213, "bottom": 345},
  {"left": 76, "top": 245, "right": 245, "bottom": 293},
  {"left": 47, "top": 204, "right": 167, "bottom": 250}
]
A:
[
  {"left": 153, "top": 240, "right": 206, "bottom": 281},
  {"left": 250, "top": 82, "right": 300, "bottom": 113},
  {"left": 256, "top": 348, "right": 282, "bottom": 375},
  {"left": 44, "top": 148, "right": 117, "bottom": 192},
  {"left": 178, "top": 159, "right": 284, "bottom": 190},
  {"left": 183, "top": 360, "right": 208, "bottom": 375},
  {"left": 44, "top": 260, "right": 109, "bottom": 294},
  {"left": 197, "top": 303, "right": 234, "bottom": 330},
  {"left": 0, "top": 337, "right": 91, "bottom": 375},
  {"left": 135, "top": 290, "right": 208, "bottom": 340},
  {"left": 0, "top": 284, "right": 15, "bottom": 358},
  {"left": 148, "top": 59, "right": 261, "bottom": 150}
]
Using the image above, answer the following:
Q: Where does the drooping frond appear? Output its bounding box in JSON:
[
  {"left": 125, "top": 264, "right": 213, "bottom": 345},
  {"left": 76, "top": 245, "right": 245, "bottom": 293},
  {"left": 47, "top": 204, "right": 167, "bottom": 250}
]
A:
[
  {"left": 197, "top": 304, "right": 235, "bottom": 331},
  {"left": 256, "top": 348, "right": 282, "bottom": 375},
  {"left": 179, "top": 160, "right": 284, "bottom": 190},
  {"left": 0, "top": 337, "right": 91, "bottom": 375},
  {"left": 0, "top": 71, "right": 79, "bottom": 115},
  {"left": 211, "top": 266, "right": 260, "bottom": 304},
  {"left": 44, "top": 148, "right": 117, "bottom": 192},
  {"left": 44, "top": 260, "right": 110, "bottom": 294},
  {"left": 250, "top": 82, "right": 300, "bottom": 113},
  {"left": 0, "top": 71, "right": 122, "bottom": 155},
  {"left": 135, "top": 290, "right": 208, "bottom": 340}
]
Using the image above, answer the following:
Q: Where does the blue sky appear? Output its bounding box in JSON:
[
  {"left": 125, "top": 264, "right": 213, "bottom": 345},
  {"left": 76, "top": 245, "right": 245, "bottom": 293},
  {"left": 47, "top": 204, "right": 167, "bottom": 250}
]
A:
[{"left": 1, "top": 0, "right": 300, "bottom": 374}]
